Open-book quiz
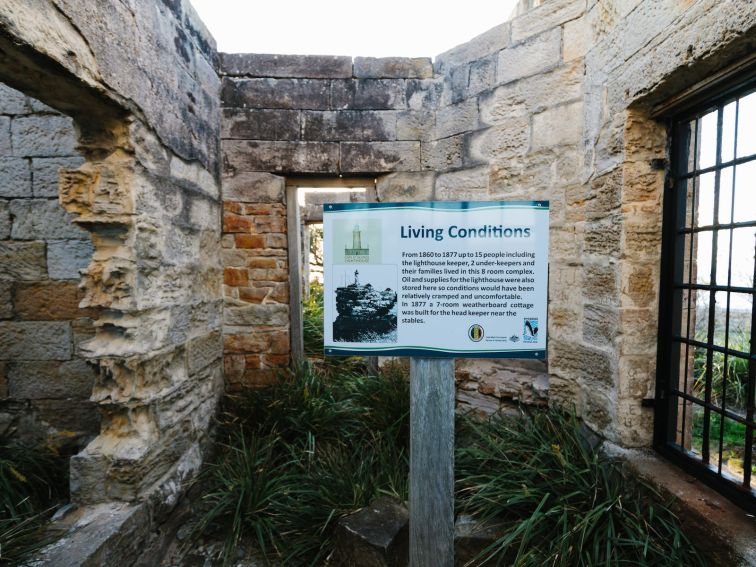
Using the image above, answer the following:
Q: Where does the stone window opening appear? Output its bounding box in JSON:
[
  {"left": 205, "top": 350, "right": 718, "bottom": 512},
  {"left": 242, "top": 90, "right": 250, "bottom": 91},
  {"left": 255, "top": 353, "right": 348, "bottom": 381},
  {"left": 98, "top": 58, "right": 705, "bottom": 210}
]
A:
[{"left": 655, "top": 78, "right": 756, "bottom": 511}]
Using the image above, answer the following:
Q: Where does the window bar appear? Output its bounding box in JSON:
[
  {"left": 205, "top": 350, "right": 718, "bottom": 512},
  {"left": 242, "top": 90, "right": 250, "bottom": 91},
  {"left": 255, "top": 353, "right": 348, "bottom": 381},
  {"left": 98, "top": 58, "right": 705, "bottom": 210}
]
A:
[
  {"left": 743, "top": 234, "right": 756, "bottom": 490},
  {"left": 680, "top": 118, "right": 700, "bottom": 449},
  {"left": 718, "top": 100, "right": 739, "bottom": 474},
  {"left": 701, "top": 106, "right": 724, "bottom": 466}
]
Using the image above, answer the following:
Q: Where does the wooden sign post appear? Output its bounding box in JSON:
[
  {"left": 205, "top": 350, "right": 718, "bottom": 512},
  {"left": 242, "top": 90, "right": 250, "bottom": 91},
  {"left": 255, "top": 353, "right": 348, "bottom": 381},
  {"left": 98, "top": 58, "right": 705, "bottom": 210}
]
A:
[{"left": 410, "top": 357, "right": 455, "bottom": 566}]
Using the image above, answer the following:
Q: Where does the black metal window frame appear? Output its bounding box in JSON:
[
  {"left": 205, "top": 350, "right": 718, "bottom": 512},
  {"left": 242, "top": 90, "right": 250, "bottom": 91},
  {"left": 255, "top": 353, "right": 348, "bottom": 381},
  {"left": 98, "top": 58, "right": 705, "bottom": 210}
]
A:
[{"left": 655, "top": 77, "right": 756, "bottom": 513}]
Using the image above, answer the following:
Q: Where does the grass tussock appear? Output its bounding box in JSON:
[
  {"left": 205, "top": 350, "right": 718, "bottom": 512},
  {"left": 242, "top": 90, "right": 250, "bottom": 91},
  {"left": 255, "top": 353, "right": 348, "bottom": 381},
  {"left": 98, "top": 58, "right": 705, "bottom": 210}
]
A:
[
  {"left": 0, "top": 434, "right": 69, "bottom": 564},
  {"left": 192, "top": 363, "right": 705, "bottom": 567}
]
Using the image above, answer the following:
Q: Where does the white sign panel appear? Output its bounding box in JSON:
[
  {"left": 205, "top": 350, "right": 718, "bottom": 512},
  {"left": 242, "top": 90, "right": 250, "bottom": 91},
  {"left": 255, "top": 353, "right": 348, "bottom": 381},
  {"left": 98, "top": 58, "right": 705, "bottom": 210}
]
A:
[{"left": 323, "top": 201, "right": 549, "bottom": 358}]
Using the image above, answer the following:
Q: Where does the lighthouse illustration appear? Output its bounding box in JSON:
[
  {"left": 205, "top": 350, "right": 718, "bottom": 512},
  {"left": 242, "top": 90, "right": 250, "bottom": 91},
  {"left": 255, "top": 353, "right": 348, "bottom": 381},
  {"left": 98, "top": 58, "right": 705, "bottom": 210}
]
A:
[{"left": 344, "top": 224, "right": 370, "bottom": 263}]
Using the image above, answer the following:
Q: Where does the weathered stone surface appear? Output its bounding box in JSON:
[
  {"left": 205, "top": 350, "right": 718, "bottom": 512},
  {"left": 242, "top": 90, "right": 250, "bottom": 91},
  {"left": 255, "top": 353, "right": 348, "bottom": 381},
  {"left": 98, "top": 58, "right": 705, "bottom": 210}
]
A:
[
  {"left": 0, "top": 282, "right": 11, "bottom": 320},
  {"left": 0, "top": 241, "right": 47, "bottom": 281},
  {"left": 220, "top": 52, "right": 352, "bottom": 78},
  {"left": 223, "top": 140, "right": 339, "bottom": 174},
  {"left": 455, "top": 515, "right": 506, "bottom": 565},
  {"left": 9, "top": 198, "right": 88, "bottom": 240},
  {"left": 0, "top": 199, "right": 8, "bottom": 239},
  {"left": 221, "top": 77, "right": 330, "bottom": 110},
  {"left": 421, "top": 135, "right": 465, "bottom": 171},
  {"left": 376, "top": 172, "right": 435, "bottom": 202},
  {"left": 511, "top": 0, "right": 586, "bottom": 43},
  {"left": 332, "top": 497, "right": 409, "bottom": 567},
  {"left": 221, "top": 108, "right": 300, "bottom": 140},
  {"left": 0, "top": 321, "right": 71, "bottom": 360},
  {"left": 0, "top": 157, "right": 31, "bottom": 197},
  {"left": 435, "top": 98, "right": 480, "bottom": 139},
  {"left": 532, "top": 101, "right": 583, "bottom": 149},
  {"left": 435, "top": 167, "right": 489, "bottom": 201},
  {"left": 435, "top": 22, "right": 511, "bottom": 71},
  {"left": 303, "top": 110, "right": 397, "bottom": 141},
  {"left": 10, "top": 114, "right": 77, "bottom": 157},
  {"left": 0, "top": 117, "right": 10, "bottom": 155},
  {"left": 47, "top": 239, "right": 93, "bottom": 280},
  {"left": 497, "top": 27, "right": 562, "bottom": 84},
  {"left": 396, "top": 110, "right": 434, "bottom": 141},
  {"left": 31, "top": 156, "right": 84, "bottom": 197},
  {"left": 7, "top": 359, "right": 96, "bottom": 399},
  {"left": 332, "top": 79, "right": 407, "bottom": 110},
  {"left": 0, "top": 82, "right": 27, "bottom": 115},
  {"left": 225, "top": 304, "right": 288, "bottom": 326},
  {"left": 222, "top": 172, "right": 285, "bottom": 203},
  {"left": 340, "top": 142, "right": 421, "bottom": 173},
  {"left": 468, "top": 55, "right": 497, "bottom": 96},
  {"left": 13, "top": 280, "right": 85, "bottom": 320},
  {"left": 354, "top": 57, "right": 432, "bottom": 79}
]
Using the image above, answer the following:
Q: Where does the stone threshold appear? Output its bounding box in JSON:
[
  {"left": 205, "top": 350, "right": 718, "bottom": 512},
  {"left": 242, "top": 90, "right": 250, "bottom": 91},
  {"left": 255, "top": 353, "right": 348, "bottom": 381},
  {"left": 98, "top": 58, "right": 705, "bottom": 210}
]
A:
[{"left": 604, "top": 444, "right": 756, "bottom": 567}]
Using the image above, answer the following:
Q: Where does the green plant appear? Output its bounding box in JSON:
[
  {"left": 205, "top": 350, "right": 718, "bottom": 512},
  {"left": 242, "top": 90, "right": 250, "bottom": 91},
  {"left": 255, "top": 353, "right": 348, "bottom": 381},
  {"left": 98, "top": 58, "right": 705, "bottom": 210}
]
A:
[
  {"left": 193, "top": 363, "right": 410, "bottom": 566},
  {"left": 455, "top": 411, "right": 706, "bottom": 567},
  {"left": 0, "top": 435, "right": 68, "bottom": 564},
  {"left": 692, "top": 328, "right": 750, "bottom": 409}
]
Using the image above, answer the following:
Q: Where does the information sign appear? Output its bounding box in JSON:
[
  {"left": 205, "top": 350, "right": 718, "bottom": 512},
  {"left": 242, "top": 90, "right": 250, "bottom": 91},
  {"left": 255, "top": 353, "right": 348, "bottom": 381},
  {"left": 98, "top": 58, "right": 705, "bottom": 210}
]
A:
[{"left": 323, "top": 201, "right": 549, "bottom": 358}]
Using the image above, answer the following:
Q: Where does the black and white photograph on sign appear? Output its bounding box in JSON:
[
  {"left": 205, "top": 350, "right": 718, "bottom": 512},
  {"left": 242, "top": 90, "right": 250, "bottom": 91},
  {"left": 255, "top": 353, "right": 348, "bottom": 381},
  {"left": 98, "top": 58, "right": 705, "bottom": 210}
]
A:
[{"left": 332, "top": 264, "right": 398, "bottom": 343}]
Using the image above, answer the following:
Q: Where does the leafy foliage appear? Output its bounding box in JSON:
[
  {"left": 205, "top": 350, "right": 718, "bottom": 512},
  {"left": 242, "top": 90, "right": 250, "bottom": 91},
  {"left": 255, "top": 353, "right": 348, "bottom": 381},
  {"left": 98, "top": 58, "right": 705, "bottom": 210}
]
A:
[
  {"left": 192, "top": 365, "right": 705, "bottom": 567},
  {"left": 455, "top": 411, "right": 706, "bottom": 567}
]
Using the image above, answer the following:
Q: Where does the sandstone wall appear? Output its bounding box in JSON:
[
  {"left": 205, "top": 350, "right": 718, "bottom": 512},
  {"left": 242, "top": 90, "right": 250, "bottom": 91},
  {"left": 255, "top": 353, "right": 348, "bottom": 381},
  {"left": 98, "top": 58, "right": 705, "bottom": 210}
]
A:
[
  {"left": 219, "top": 0, "right": 756, "bottom": 446},
  {"left": 0, "top": 83, "right": 97, "bottom": 451},
  {"left": 0, "top": 0, "right": 223, "bottom": 514}
]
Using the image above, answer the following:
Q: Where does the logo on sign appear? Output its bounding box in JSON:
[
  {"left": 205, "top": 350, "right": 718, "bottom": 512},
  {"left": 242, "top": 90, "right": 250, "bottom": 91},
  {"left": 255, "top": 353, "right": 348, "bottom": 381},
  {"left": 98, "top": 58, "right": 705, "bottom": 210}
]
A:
[
  {"left": 468, "top": 324, "right": 484, "bottom": 342},
  {"left": 523, "top": 318, "right": 539, "bottom": 343}
]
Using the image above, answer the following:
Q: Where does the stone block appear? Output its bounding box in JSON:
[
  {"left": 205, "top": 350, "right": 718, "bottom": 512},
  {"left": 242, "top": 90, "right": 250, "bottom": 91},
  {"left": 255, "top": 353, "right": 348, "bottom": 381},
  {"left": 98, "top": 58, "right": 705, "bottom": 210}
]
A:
[
  {"left": 584, "top": 214, "right": 621, "bottom": 257},
  {"left": 13, "top": 281, "right": 83, "bottom": 320},
  {"left": 225, "top": 303, "right": 289, "bottom": 326},
  {"left": 7, "top": 359, "right": 96, "bottom": 399},
  {"left": 468, "top": 118, "right": 530, "bottom": 163},
  {"left": 0, "top": 157, "right": 31, "bottom": 197},
  {"left": 584, "top": 304, "right": 619, "bottom": 347},
  {"left": 435, "top": 22, "right": 511, "bottom": 70},
  {"left": 220, "top": 53, "right": 353, "bottom": 78},
  {"left": 532, "top": 101, "right": 583, "bottom": 150},
  {"left": 497, "top": 28, "right": 561, "bottom": 84},
  {"left": 0, "top": 282, "right": 11, "bottom": 319},
  {"left": 396, "top": 110, "right": 434, "bottom": 141},
  {"left": 0, "top": 241, "right": 47, "bottom": 281},
  {"left": 435, "top": 98, "right": 480, "bottom": 139},
  {"left": 332, "top": 79, "right": 407, "bottom": 110},
  {"left": 220, "top": 77, "right": 330, "bottom": 110},
  {"left": 47, "top": 239, "right": 93, "bottom": 280},
  {"left": 563, "top": 14, "right": 591, "bottom": 62},
  {"left": 11, "top": 115, "right": 77, "bottom": 157},
  {"left": 376, "top": 172, "right": 434, "bottom": 202},
  {"left": 10, "top": 199, "right": 88, "bottom": 240},
  {"left": 551, "top": 341, "right": 614, "bottom": 387},
  {"left": 406, "top": 79, "right": 444, "bottom": 111},
  {"left": 469, "top": 55, "right": 497, "bottom": 96},
  {"left": 31, "top": 156, "right": 84, "bottom": 197},
  {"left": 0, "top": 321, "right": 72, "bottom": 360},
  {"left": 187, "top": 331, "right": 222, "bottom": 374},
  {"left": 0, "top": 83, "right": 28, "bottom": 115},
  {"left": 421, "top": 135, "right": 464, "bottom": 171},
  {"left": 302, "top": 111, "right": 397, "bottom": 141},
  {"left": 435, "top": 167, "right": 489, "bottom": 201},
  {"left": 354, "top": 57, "right": 432, "bottom": 79},
  {"left": 583, "top": 262, "right": 620, "bottom": 306},
  {"left": 447, "top": 65, "right": 470, "bottom": 105},
  {"left": 0, "top": 117, "right": 10, "bottom": 154},
  {"left": 332, "top": 497, "right": 409, "bottom": 567},
  {"left": 0, "top": 200, "right": 8, "bottom": 239},
  {"left": 511, "top": 0, "right": 586, "bottom": 43},
  {"left": 222, "top": 171, "right": 285, "bottom": 203},
  {"left": 340, "top": 142, "right": 421, "bottom": 173},
  {"left": 223, "top": 267, "right": 248, "bottom": 286},
  {"left": 455, "top": 515, "right": 506, "bottom": 565},
  {"left": 221, "top": 108, "right": 300, "bottom": 140},
  {"left": 223, "top": 140, "right": 339, "bottom": 174}
]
